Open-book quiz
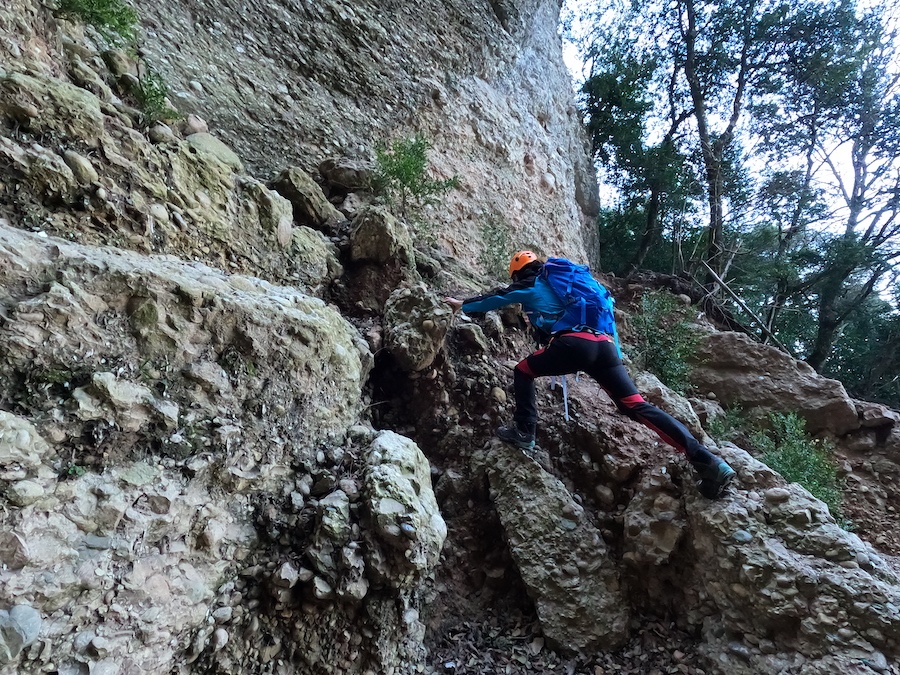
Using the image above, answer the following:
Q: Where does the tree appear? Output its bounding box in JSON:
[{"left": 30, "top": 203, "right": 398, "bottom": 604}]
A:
[
  {"left": 575, "top": 0, "right": 900, "bottom": 376},
  {"left": 580, "top": 50, "right": 697, "bottom": 274},
  {"left": 579, "top": 5, "right": 699, "bottom": 275},
  {"left": 749, "top": 9, "right": 900, "bottom": 370},
  {"left": 579, "top": 0, "right": 833, "bottom": 282},
  {"left": 822, "top": 291, "right": 900, "bottom": 406}
]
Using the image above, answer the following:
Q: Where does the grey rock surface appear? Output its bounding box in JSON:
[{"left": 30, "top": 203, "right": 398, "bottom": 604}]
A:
[
  {"left": 484, "top": 442, "right": 631, "bottom": 651},
  {"left": 136, "top": 0, "right": 601, "bottom": 270}
]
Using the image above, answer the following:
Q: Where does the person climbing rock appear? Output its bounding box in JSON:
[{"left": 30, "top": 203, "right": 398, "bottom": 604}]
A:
[{"left": 444, "top": 250, "right": 736, "bottom": 499}]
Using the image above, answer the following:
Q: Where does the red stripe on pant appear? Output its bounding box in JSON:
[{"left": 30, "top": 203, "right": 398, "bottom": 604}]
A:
[
  {"left": 615, "top": 393, "right": 688, "bottom": 454},
  {"left": 516, "top": 356, "right": 539, "bottom": 378}
]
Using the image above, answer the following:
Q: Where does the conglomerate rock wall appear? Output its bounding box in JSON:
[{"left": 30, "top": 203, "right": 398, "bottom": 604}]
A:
[{"left": 135, "top": 0, "right": 601, "bottom": 267}]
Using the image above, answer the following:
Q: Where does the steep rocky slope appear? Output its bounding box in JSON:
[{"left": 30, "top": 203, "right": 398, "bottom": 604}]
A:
[{"left": 2, "top": 2, "right": 900, "bottom": 675}]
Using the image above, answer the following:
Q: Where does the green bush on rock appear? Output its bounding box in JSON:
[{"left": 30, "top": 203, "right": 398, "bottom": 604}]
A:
[
  {"left": 57, "top": 0, "right": 138, "bottom": 43},
  {"left": 753, "top": 412, "right": 845, "bottom": 521}
]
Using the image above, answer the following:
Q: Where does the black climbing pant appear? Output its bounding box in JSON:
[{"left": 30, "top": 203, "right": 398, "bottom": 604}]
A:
[{"left": 513, "top": 332, "right": 713, "bottom": 463}]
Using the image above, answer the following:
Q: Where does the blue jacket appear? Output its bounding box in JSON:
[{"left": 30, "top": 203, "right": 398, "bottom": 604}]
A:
[{"left": 461, "top": 273, "right": 565, "bottom": 338}]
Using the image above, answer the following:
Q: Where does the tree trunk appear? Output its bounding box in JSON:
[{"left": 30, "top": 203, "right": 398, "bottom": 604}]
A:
[
  {"left": 682, "top": 0, "right": 726, "bottom": 285},
  {"left": 628, "top": 182, "right": 662, "bottom": 273}
]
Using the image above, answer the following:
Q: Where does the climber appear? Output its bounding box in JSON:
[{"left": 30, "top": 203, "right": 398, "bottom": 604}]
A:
[{"left": 444, "top": 250, "right": 736, "bottom": 499}]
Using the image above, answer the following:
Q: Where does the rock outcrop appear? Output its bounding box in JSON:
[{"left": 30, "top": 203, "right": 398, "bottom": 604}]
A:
[
  {"left": 690, "top": 332, "right": 859, "bottom": 435},
  {"left": 483, "top": 442, "right": 630, "bottom": 652}
]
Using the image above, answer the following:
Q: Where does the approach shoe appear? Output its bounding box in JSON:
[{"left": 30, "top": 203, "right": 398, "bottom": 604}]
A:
[
  {"left": 696, "top": 458, "right": 736, "bottom": 499},
  {"left": 496, "top": 424, "right": 535, "bottom": 451}
]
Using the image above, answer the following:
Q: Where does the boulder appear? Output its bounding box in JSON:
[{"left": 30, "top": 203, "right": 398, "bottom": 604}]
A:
[
  {"left": 318, "top": 157, "right": 373, "bottom": 193},
  {"left": 349, "top": 205, "right": 414, "bottom": 267},
  {"left": 0, "top": 411, "right": 49, "bottom": 479},
  {"left": 0, "top": 71, "right": 104, "bottom": 146},
  {"left": 0, "top": 223, "right": 368, "bottom": 461},
  {"left": 271, "top": 166, "right": 343, "bottom": 232},
  {"left": 185, "top": 132, "right": 243, "bottom": 172},
  {"left": 244, "top": 180, "right": 294, "bottom": 247},
  {"left": 686, "top": 443, "right": 900, "bottom": 674},
  {"left": 383, "top": 282, "right": 454, "bottom": 372},
  {"left": 484, "top": 442, "right": 630, "bottom": 652},
  {"left": 364, "top": 431, "right": 447, "bottom": 586},
  {"left": 854, "top": 400, "right": 900, "bottom": 429},
  {"left": 690, "top": 332, "right": 858, "bottom": 435},
  {"left": 289, "top": 226, "right": 343, "bottom": 292},
  {"left": 634, "top": 371, "right": 711, "bottom": 444}
]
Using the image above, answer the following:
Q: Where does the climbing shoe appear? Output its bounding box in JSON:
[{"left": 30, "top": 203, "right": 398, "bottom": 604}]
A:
[
  {"left": 694, "top": 458, "right": 737, "bottom": 499},
  {"left": 496, "top": 424, "right": 535, "bottom": 450}
]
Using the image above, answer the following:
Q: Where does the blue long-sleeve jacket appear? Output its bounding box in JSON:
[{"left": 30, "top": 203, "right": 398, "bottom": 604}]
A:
[{"left": 461, "top": 274, "right": 565, "bottom": 337}]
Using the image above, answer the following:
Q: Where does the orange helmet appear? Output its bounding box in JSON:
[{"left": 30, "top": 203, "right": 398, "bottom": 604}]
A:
[{"left": 508, "top": 250, "right": 538, "bottom": 278}]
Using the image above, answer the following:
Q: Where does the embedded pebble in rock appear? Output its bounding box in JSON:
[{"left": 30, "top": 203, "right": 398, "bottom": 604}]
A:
[
  {"left": 6, "top": 479, "right": 44, "bottom": 506},
  {"left": 183, "top": 113, "right": 209, "bottom": 134},
  {"left": 211, "top": 628, "right": 229, "bottom": 652},
  {"left": 212, "top": 606, "right": 233, "bottom": 623},
  {"left": 148, "top": 123, "right": 178, "bottom": 143},
  {"left": 273, "top": 562, "right": 300, "bottom": 588},
  {"left": 0, "top": 605, "right": 41, "bottom": 664},
  {"left": 764, "top": 487, "right": 791, "bottom": 504},
  {"left": 732, "top": 529, "right": 753, "bottom": 543},
  {"left": 62, "top": 149, "right": 98, "bottom": 184},
  {"left": 149, "top": 203, "right": 170, "bottom": 224}
]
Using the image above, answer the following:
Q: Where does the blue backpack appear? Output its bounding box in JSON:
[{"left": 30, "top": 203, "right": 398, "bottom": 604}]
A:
[{"left": 541, "top": 257, "right": 621, "bottom": 355}]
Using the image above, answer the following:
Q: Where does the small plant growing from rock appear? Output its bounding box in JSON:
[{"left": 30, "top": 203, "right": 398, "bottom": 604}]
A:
[
  {"left": 707, "top": 405, "right": 754, "bottom": 443},
  {"left": 59, "top": 463, "right": 87, "bottom": 480},
  {"left": 373, "top": 134, "right": 459, "bottom": 236},
  {"left": 134, "top": 66, "right": 179, "bottom": 126},
  {"left": 753, "top": 412, "right": 845, "bottom": 521},
  {"left": 57, "top": 0, "right": 138, "bottom": 44},
  {"left": 629, "top": 291, "right": 698, "bottom": 394},
  {"left": 478, "top": 216, "right": 514, "bottom": 280}
]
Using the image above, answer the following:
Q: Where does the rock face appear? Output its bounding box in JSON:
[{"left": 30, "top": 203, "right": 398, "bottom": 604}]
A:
[
  {"left": 484, "top": 443, "right": 630, "bottom": 651},
  {"left": 0, "top": 1, "right": 345, "bottom": 297},
  {"left": 690, "top": 332, "right": 859, "bottom": 435},
  {"left": 136, "top": 0, "right": 601, "bottom": 269},
  {"left": 0, "top": 223, "right": 367, "bottom": 454},
  {"left": 687, "top": 444, "right": 900, "bottom": 674},
  {"left": 0, "top": 224, "right": 381, "bottom": 674}
]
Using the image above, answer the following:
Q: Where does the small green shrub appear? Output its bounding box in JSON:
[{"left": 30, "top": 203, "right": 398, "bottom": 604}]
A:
[
  {"left": 629, "top": 291, "right": 699, "bottom": 393},
  {"left": 479, "top": 216, "right": 513, "bottom": 280},
  {"left": 707, "top": 405, "right": 755, "bottom": 443},
  {"left": 59, "top": 463, "right": 87, "bottom": 481},
  {"left": 134, "top": 67, "right": 178, "bottom": 126},
  {"left": 753, "top": 412, "right": 844, "bottom": 520},
  {"left": 373, "top": 135, "right": 459, "bottom": 228},
  {"left": 57, "top": 0, "right": 138, "bottom": 43}
]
